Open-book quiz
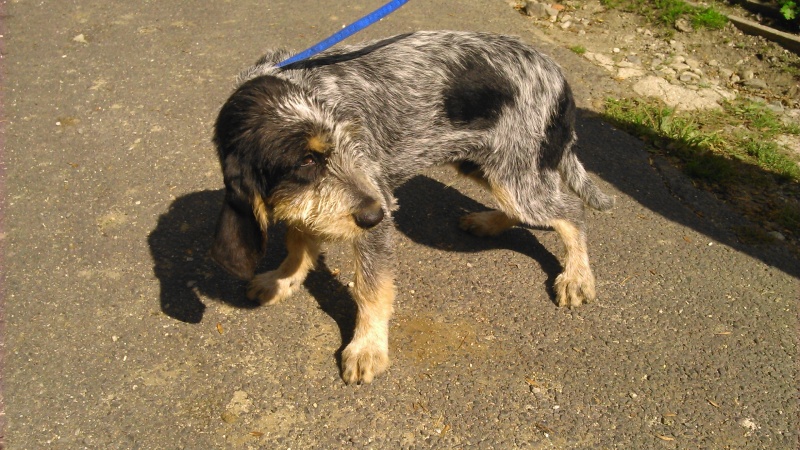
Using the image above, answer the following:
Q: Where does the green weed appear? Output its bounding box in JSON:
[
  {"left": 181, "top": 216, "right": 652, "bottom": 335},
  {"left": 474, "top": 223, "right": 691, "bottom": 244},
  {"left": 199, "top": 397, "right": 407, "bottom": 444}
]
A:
[
  {"left": 692, "top": 7, "right": 728, "bottom": 29},
  {"left": 570, "top": 45, "right": 587, "bottom": 55},
  {"left": 602, "top": 97, "right": 800, "bottom": 184},
  {"left": 601, "top": 0, "right": 728, "bottom": 29}
]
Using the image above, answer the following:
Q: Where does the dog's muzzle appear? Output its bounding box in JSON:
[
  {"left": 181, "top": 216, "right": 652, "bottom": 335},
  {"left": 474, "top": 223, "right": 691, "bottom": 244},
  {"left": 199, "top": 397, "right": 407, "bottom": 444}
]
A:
[{"left": 353, "top": 199, "right": 384, "bottom": 229}]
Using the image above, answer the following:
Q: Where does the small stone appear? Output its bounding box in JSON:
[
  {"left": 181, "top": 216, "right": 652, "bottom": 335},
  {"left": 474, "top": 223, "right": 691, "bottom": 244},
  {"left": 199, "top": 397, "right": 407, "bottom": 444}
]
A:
[
  {"left": 525, "top": 1, "right": 549, "bottom": 18},
  {"left": 767, "top": 231, "right": 786, "bottom": 241},
  {"left": 220, "top": 411, "right": 238, "bottom": 423},
  {"left": 650, "top": 57, "right": 664, "bottom": 69},
  {"left": 616, "top": 67, "right": 645, "bottom": 80},
  {"left": 679, "top": 71, "right": 700, "bottom": 83},
  {"left": 669, "top": 40, "right": 685, "bottom": 52},
  {"left": 685, "top": 58, "right": 701, "bottom": 69},
  {"left": 559, "top": 21, "right": 571, "bottom": 30},
  {"left": 670, "top": 62, "right": 691, "bottom": 72},
  {"left": 730, "top": 74, "right": 741, "bottom": 83},
  {"left": 766, "top": 102, "right": 784, "bottom": 113},
  {"left": 719, "top": 68, "right": 734, "bottom": 80},
  {"left": 738, "top": 418, "right": 758, "bottom": 432},
  {"left": 612, "top": 47, "right": 621, "bottom": 53},
  {"left": 583, "top": 52, "right": 615, "bottom": 71},
  {"left": 740, "top": 69, "right": 755, "bottom": 80},
  {"left": 675, "top": 18, "right": 693, "bottom": 32},
  {"left": 73, "top": 34, "right": 88, "bottom": 44},
  {"left": 546, "top": 5, "right": 559, "bottom": 21},
  {"left": 625, "top": 54, "right": 642, "bottom": 65},
  {"left": 656, "top": 67, "right": 677, "bottom": 79},
  {"left": 743, "top": 78, "right": 768, "bottom": 90}
]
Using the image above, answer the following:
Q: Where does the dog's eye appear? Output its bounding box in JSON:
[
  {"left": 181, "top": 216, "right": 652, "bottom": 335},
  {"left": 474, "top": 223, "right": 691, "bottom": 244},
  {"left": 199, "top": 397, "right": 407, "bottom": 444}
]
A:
[{"left": 300, "top": 154, "right": 316, "bottom": 167}]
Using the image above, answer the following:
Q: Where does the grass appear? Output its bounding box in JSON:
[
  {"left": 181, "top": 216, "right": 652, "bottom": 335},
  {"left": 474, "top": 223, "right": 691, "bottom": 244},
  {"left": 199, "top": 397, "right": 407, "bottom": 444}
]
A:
[
  {"left": 600, "top": 0, "right": 728, "bottom": 29},
  {"left": 603, "top": 97, "right": 800, "bottom": 242},
  {"left": 570, "top": 45, "right": 587, "bottom": 55},
  {"left": 604, "top": 97, "right": 800, "bottom": 182}
]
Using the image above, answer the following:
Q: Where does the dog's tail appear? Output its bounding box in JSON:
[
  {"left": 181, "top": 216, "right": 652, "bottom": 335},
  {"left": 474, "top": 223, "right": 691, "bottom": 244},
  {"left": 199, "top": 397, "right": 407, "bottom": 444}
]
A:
[{"left": 559, "top": 148, "right": 615, "bottom": 211}]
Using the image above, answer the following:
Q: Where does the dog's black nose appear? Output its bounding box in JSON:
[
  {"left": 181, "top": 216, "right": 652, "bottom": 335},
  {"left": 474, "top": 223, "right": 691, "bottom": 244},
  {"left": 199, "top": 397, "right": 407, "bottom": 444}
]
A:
[{"left": 353, "top": 199, "right": 384, "bottom": 229}]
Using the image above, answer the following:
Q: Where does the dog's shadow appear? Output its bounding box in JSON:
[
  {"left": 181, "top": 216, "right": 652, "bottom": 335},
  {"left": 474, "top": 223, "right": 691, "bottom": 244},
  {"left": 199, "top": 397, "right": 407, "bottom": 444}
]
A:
[
  {"left": 393, "top": 175, "right": 562, "bottom": 293},
  {"left": 147, "top": 190, "right": 257, "bottom": 324},
  {"left": 148, "top": 177, "right": 562, "bottom": 334}
]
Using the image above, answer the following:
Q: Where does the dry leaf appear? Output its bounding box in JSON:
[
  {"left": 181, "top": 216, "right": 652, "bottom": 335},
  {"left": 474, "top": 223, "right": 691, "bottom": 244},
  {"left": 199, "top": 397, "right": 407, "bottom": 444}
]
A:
[
  {"left": 216, "top": 323, "right": 224, "bottom": 334},
  {"left": 657, "top": 435, "right": 675, "bottom": 441}
]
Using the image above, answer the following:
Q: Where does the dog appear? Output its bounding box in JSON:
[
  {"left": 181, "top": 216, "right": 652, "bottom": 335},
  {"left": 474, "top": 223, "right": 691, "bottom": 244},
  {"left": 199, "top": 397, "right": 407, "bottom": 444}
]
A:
[{"left": 210, "top": 31, "right": 614, "bottom": 384}]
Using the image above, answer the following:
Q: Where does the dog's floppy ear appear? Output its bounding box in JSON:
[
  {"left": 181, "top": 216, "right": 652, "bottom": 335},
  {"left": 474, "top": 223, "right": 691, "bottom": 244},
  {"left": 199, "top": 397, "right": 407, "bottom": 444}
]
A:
[{"left": 210, "top": 189, "right": 267, "bottom": 281}]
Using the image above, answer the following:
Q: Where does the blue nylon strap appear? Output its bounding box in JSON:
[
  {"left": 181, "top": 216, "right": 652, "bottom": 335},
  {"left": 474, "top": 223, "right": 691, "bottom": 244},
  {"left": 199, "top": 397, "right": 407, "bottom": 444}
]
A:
[{"left": 275, "top": 0, "right": 410, "bottom": 68}]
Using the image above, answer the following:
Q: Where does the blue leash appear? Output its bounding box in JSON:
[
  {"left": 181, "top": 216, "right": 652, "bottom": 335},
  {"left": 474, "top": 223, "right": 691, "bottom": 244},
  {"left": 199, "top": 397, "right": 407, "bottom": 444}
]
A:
[{"left": 275, "top": 0, "right": 410, "bottom": 69}]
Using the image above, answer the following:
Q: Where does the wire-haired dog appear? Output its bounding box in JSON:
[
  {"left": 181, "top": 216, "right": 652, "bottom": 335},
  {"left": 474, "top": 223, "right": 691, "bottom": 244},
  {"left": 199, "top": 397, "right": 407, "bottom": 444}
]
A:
[{"left": 211, "top": 31, "right": 614, "bottom": 384}]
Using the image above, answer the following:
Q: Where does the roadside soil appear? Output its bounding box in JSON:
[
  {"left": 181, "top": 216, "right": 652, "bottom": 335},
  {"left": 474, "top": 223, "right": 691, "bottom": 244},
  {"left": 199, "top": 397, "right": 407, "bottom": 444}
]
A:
[{"left": 512, "top": 0, "right": 800, "bottom": 253}]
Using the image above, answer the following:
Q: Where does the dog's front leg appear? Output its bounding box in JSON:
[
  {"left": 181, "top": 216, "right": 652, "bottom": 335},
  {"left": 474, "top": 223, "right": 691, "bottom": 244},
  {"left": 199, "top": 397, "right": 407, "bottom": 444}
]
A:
[
  {"left": 248, "top": 227, "right": 321, "bottom": 305},
  {"left": 341, "top": 225, "right": 395, "bottom": 384}
]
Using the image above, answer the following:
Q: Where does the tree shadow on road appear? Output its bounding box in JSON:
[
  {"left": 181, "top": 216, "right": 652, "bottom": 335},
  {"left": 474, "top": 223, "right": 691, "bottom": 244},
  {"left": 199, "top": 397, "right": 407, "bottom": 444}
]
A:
[{"left": 574, "top": 109, "right": 799, "bottom": 278}]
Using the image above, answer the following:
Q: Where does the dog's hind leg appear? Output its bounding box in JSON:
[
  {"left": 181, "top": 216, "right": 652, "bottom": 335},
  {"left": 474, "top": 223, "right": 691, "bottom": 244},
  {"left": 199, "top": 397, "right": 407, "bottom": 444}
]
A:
[
  {"left": 247, "top": 227, "right": 321, "bottom": 305},
  {"left": 460, "top": 165, "right": 597, "bottom": 307},
  {"left": 459, "top": 210, "right": 520, "bottom": 237},
  {"left": 453, "top": 161, "right": 521, "bottom": 237},
  {"left": 549, "top": 214, "right": 596, "bottom": 307},
  {"left": 341, "top": 224, "right": 395, "bottom": 384}
]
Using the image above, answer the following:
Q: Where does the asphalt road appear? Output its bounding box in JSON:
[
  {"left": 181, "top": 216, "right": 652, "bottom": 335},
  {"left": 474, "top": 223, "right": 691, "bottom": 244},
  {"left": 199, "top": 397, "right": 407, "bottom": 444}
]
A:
[{"left": 2, "top": 0, "right": 797, "bottom": 448}]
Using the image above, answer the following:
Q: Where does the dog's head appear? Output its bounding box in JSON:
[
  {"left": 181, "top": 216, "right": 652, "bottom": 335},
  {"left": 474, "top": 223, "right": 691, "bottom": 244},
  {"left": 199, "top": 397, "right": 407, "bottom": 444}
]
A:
[{"left": 210, "top": 75, "right": 386, "bottom": 279}]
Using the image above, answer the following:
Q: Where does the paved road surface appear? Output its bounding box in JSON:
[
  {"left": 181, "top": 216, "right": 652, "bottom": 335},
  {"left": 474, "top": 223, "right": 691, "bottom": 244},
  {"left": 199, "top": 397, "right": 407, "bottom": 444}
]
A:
[{"left": 3, "top": 0, "right": 797, "bottom": 448}]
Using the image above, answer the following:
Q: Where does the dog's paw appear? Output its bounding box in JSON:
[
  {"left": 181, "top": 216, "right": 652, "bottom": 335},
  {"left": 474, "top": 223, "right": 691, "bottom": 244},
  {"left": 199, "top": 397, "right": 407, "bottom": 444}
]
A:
[
  {"left": 459, "top": 211, "right": 516, "bottom": 237},
  {"left": 554, "top": 271, "right": 596, "bottom": 308},
  {"left": 247, "top": 271, "right": 297, "bottom": 305},
  {"left": 341, "top": 340, "right": 390, "bottom": 384}
]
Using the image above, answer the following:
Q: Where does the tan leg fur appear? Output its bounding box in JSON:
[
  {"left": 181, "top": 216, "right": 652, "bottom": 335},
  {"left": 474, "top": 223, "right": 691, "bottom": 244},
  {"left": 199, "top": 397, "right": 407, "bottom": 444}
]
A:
[{"left": 248, "top": 227, "right": 321, "bottom": 305}]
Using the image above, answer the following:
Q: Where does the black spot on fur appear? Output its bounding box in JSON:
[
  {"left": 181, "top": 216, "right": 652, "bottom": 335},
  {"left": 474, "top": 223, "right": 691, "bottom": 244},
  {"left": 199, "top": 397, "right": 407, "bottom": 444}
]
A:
[{"left": 442, "top": 55, "right": 517, "bottom": 130}]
